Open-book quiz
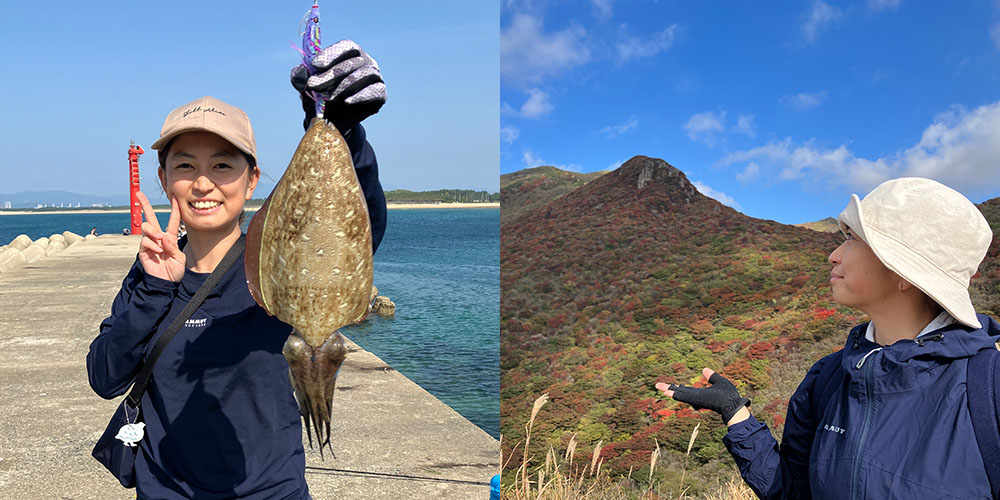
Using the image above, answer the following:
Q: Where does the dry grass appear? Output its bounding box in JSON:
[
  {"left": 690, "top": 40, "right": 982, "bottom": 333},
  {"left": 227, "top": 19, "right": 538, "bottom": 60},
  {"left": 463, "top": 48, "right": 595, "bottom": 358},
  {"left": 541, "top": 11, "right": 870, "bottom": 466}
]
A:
[{"left": 501, "top": 394, "right": 756, "bottom": 500}]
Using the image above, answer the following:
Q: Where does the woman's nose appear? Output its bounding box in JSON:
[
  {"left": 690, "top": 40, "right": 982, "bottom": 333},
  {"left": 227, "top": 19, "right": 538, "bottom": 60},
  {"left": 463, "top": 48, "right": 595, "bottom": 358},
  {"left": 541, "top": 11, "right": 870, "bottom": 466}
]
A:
[
  {"left": 828, "top": 243, "right": 843, "bottom": 264},
  {"left": 193, "top": 173, "right": 214, "bottom": 192}
]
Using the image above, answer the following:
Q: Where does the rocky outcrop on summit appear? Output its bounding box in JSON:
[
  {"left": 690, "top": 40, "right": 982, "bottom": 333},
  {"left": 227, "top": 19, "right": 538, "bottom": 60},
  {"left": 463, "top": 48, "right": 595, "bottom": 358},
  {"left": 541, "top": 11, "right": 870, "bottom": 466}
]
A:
[
  {"left": 625, "top": 156, "right": 700, "bottom": 203},
  {"left": 633, "top": 156, "right": 686, "bottom": 191}
]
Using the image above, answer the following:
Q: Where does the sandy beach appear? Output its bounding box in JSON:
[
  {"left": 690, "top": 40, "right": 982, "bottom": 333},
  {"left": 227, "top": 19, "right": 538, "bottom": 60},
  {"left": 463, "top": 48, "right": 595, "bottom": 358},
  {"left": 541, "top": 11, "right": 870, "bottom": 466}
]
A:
[{"left": 0, "top": 202, "right": 499, "bottom": 216}]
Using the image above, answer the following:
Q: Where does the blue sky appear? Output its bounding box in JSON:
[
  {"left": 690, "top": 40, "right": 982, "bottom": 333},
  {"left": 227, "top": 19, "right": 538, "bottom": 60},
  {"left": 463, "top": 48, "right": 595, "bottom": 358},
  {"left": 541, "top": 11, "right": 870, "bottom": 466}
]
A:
[
  {"left": 501, "top": 1, "right": 1000, "bottom": 224},
  {"left": 0, "top": 0, "right": 498, "bottom": 202}
]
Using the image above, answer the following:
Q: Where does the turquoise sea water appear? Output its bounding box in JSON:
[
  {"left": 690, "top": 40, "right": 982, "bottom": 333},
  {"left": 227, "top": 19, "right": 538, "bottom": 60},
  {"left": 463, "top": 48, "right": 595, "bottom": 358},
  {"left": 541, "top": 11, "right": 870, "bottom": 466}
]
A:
[{"left": 0, "top": 208, "right": 500, "bottom": 438}]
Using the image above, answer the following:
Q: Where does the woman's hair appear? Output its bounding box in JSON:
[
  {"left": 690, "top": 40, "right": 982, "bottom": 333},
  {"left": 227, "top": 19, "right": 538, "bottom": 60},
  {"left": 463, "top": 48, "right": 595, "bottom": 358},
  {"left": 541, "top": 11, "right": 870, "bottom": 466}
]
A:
[{"left": 156, "top": 136, "right": 260, "bottom": 225}]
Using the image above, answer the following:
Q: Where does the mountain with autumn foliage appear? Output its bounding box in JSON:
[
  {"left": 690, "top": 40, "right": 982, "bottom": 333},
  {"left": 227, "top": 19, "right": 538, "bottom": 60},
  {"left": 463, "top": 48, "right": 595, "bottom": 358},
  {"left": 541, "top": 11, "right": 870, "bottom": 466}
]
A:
[
  {"left": 500, "top": 166, "right": 608, "bottom": 225},
  {"left": 795, "top": 217, "right": 839, "bottom": 233},
  {"left": 500, "top": 156, "right": 1000, "bottom": 494}
]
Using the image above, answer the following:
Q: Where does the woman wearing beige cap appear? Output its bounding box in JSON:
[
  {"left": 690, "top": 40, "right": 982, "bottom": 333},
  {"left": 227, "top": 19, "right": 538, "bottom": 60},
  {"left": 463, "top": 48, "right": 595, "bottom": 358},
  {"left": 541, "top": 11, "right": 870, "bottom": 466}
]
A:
[
  {"left": 86, "top": 41, "right": 386, "bottom": 499},
  {"left": 657, "top": 177, "right": 1000, "bottom": 499}
]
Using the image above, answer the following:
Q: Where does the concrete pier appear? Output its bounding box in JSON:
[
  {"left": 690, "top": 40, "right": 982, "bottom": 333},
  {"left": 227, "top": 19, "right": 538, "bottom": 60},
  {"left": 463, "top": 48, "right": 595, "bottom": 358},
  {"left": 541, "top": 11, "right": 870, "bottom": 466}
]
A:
[{"left": 0, "top": 235, "right": 498, "bottom": 499}]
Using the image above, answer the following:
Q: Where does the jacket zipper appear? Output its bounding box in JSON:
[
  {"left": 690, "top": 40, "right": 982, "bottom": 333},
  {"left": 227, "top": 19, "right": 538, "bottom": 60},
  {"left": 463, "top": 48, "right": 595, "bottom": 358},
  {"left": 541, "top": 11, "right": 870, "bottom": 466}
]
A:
[{"left": 851, "top": 347, "right": 881, "bottom": 500}]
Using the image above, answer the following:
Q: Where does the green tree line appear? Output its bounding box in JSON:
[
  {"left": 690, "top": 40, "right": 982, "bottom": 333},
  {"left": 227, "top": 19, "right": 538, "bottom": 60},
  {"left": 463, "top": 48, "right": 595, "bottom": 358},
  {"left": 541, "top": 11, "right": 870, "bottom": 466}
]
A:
[{"left": 384, "top": 189, "right": 499, "bottom": 203}]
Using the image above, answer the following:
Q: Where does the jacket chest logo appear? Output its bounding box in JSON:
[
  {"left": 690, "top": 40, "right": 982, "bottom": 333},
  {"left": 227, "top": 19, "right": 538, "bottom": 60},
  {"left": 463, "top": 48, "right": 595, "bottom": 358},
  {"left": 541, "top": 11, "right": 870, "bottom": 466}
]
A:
[
  {"left": 184, "top": 318, "right": 208, "bottom": 328},
  {"left": 823, "top": 424, "right": 846, "bottom": 434}
]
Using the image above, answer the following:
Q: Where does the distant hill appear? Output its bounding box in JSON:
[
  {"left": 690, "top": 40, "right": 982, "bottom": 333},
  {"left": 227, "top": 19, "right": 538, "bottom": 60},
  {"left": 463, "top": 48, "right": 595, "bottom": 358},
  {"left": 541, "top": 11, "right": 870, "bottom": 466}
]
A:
[
  {"left": 500, "top": 166, "right": 608, "bottom": 225},
  {"left": 500, "top": 155, "right": 1000, "bottom": 490},
  {"left": 971, "top": 197, "right": 1000, "bottom": 318},
  {"left": 795, "top": 216, "right": 840, "bottom": 233},
  {"left": 0, "top": 191, "right": 125, "bottom": 209}
]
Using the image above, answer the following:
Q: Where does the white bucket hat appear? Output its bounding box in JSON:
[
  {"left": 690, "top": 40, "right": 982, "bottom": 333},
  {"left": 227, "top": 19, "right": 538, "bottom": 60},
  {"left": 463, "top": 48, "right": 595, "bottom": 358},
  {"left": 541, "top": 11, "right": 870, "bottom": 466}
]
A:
[{"left": 837, "top": 177, "right": 993, "bottom": 329}]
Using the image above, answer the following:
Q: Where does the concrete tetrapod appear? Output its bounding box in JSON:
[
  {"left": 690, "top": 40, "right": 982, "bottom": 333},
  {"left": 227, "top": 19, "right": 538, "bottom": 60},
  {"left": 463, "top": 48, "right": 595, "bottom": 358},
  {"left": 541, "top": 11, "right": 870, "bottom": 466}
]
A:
[
  {"left": 8, "top": 234, "right": 32, "bottom": 250},
  {"left": 46, "top": 242, "right": 67, "bottom": 256},
  {"left": 21, "top": 243, "right": 47, "bottom": 264},
  {"left": 62, "top": 231, "right": 84, "bottom": 246},
  {"left": 0, "top": 248, "right": 26, "bottom": 273}
]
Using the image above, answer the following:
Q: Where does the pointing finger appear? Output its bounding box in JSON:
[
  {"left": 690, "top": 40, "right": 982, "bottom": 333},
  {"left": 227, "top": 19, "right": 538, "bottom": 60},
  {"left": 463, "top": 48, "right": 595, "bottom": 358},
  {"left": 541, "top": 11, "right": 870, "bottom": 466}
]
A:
[
  {"left": 136, "top": 191, "right": 162, "bottom": 232},
  {"left": 655, "top": 382, "right": 674, "bottom": 398}
]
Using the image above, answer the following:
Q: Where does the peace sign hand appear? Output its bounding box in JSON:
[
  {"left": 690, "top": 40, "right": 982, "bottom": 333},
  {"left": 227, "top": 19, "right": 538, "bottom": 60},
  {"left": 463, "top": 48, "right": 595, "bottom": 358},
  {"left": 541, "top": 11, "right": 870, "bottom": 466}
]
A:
[{"left": 136, "top": 191, "right": 185, "bottom": 282}]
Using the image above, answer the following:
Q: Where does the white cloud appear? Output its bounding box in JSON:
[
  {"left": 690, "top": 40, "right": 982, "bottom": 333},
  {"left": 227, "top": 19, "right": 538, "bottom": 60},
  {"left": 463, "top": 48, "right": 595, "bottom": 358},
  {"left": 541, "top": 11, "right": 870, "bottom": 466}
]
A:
[
  {"left": 684, "top": 110, "right": 726, "bottom": 146},
  {"left": 519, "top": 89, "right": 553, "bottom": 118},
  {"left": 802, "top": 1, "right": 843, "bottom": 43},
  {"left": 502, "top": 88, "right": 553, "bottom": 119},
  {"left": 617, "top": 25, "right": 679, "bottom": 61},
  {"left": 501, "top": 125, "right": 520, "bottom": 144},
  {"left": 735, "top": 162, "right": 760, "bottom": 183},
  {"left": 866, "top": 0, "right": 900, "bottom": 11},
  {"left": 675, "top": 75, "right": 698, "bottom": 93},
  {"left": 991, "top": 23, "right": 1000, "bottom": 51},
  {"left": 718, "top": 99, "right": 1000, "bottom": 195},
  {"left": 780, "top": 91, "right": 827, "bottom": 111},
  {"left": 597, "top": 115, "right": 638, "bottom": 138},
  {"left": 522, "top": 150, "right": 583, "bottom": 172},
  {"left": 607, "top": 159, "right": 625, "bottom": 171},
  {"left": 592, "top": 0, "right": 613, "bottom": 20},
  {"left": 523, "top": 150, "right": 548, "bottom": 168},
  {"left": 501, "top": 14, "right": 590, "bottom": 86},
  {"left": 734, "top": 114, "right": 756, "bottom": 137},
  {"left": 693, "top": 181, "right": 742, "bottom": 210}
]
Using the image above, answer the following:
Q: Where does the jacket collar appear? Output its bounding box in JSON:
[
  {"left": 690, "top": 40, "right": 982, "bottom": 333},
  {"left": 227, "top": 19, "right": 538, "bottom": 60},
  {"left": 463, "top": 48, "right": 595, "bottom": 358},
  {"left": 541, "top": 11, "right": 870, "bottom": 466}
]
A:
[{"left": 840, "top": 314, "right": 1000, "bottom": 390}]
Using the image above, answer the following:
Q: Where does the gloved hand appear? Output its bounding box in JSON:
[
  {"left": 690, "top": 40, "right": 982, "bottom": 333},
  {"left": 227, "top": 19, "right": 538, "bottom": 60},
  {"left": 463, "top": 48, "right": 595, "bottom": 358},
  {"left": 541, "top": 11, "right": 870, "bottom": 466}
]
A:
[
  {"left": 291, "top": 39, "right": 386, "bottom": 132},
  {"left": 656, "top": 368, "right": 750, "bottom": 424}
]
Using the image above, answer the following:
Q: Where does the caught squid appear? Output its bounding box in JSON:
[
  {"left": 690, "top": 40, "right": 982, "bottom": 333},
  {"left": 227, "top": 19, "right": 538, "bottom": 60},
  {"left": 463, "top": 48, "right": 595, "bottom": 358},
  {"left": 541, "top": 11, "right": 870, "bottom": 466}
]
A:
[{"left": 245, "top": 117, "right": 373, "bottom": 458}]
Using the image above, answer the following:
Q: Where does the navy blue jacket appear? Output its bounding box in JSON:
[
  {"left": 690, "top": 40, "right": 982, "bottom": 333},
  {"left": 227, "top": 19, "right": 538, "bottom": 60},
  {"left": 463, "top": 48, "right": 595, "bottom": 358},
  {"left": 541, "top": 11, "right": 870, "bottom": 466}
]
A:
[
  {"left": 723, "top": 314, "right": 1000, "bottom": 500},
  {"left": 87, "top": 124, "right": 386, "bottom": 499}
]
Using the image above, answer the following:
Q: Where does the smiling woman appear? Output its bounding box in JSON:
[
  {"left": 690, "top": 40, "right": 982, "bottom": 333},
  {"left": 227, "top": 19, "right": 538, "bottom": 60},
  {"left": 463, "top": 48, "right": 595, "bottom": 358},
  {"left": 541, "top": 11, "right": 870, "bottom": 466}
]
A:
[
  {"left": 86, "top": 60, "right": 388, "bottom": 499},
  {"left": 158, "top": 131, "right": 260, "bottom": 258}
]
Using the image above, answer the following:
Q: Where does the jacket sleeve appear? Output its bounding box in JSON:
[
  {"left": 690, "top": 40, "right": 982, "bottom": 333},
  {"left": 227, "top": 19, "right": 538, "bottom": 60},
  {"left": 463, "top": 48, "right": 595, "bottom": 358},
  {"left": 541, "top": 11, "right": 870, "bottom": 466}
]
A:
[
  {"left": 722, "top": 354, "right": 834, "bottom": 500},
  {"left": 343, "top": 123, "right": 387, "bottom": 254},
  {"left": 86, "top": 258, "right": 178, "bottom": 399}
]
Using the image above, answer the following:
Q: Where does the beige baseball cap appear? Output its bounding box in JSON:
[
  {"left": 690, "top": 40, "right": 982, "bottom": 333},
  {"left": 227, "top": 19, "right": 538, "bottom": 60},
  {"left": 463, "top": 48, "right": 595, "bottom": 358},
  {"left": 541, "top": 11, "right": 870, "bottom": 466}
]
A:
[
  {"left": 838, "top": 177, "right": 993, "bottom": 328},
  {"left": 150, "top": 96, "right": 257, "bottom": 163}
]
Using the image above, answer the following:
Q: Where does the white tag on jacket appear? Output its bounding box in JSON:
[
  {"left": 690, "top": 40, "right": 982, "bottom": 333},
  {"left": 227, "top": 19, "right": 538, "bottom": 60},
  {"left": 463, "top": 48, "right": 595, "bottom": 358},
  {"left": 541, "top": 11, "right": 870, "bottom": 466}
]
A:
[{"left": 115, "top": 422, "right": 145, "bottom": 447}]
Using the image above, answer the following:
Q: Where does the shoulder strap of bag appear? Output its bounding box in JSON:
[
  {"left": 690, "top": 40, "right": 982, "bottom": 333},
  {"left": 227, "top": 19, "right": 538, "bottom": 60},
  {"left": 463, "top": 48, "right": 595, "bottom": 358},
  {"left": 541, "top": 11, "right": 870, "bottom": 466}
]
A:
[
  {"left": 124, "top": 235, "right": 246, "bottom": 408},
  {"left": 968, "top": 344, "right": 1000, "bottom": 500}
]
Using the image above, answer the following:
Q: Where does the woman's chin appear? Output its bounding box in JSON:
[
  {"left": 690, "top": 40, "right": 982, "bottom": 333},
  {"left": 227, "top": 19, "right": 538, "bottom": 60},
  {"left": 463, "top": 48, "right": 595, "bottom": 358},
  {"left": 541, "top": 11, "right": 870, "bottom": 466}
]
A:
[{"left": 183, "top": 215, "right": 240, "bottom": 235}]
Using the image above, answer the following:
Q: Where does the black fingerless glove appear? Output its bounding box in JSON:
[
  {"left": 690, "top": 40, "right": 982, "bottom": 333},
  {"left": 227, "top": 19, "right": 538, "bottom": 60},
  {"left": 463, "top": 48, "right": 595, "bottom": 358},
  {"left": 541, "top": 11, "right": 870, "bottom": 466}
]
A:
[{"left": 669, "top": 372, "right": 750, "bottom": 423}]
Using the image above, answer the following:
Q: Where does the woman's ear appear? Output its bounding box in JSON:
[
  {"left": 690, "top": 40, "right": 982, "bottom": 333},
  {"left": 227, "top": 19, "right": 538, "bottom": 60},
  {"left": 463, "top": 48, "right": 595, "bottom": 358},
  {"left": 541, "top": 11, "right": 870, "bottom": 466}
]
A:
[
  {"left": 245, "top": 165, "right": 261, "bottom": 200},
  {"left": 899, "top": 278, "right": 915, "bottom": 292},
  {"left": 157, "top": 167, "right": 168, "bottom": 196}
]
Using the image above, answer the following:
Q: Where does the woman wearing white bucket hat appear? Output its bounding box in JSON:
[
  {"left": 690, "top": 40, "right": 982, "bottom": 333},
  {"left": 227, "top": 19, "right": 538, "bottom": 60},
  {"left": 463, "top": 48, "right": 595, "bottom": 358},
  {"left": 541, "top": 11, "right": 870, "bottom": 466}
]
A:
[{"left": 658, "top": 177, "right": 1000, "bottom": 499}]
